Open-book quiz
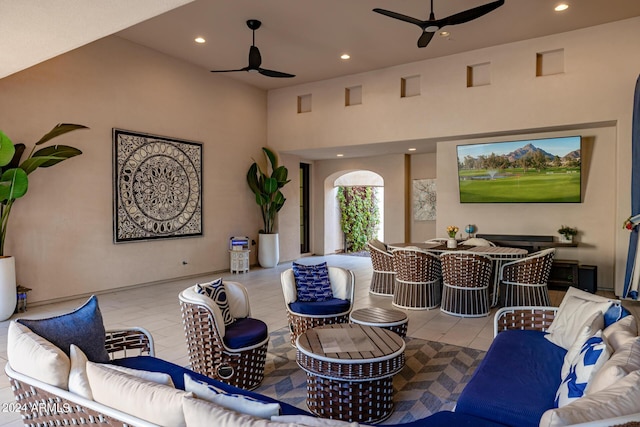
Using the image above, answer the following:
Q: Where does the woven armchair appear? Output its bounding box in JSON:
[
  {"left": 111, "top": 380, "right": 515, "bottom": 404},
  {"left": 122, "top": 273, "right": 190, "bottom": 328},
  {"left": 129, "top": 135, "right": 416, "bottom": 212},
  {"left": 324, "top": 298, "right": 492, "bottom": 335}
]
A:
[
  {"left": 179, "top": 281, "right": 268, "bottom": 390},
  {"left": 493, "top": 306, "right": 558, "bottom": 336},
  {"left": 440, "top": 251, "right": 493, "bottom": 317},
  {"left": 391, "top": 248, "right": 442, "bottom": 310},
  {"left": 367, "top": 240, "right": 395, "bottom": 296},
  {"left": 500, "top": 248, "right": 555, "bottom": 307},
  {"left": 6, "top": 328, "right": 155, "bottom": 426},
  {"left": 281, "top": 266, "right": 355, "bottom": 346}
]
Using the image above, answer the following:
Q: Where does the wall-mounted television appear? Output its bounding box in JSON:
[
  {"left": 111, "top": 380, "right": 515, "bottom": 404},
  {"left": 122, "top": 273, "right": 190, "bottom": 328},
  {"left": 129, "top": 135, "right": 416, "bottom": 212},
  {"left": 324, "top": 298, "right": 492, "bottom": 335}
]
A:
[{"left": 456, "top": 136, "right": 582, "bottom": 203}]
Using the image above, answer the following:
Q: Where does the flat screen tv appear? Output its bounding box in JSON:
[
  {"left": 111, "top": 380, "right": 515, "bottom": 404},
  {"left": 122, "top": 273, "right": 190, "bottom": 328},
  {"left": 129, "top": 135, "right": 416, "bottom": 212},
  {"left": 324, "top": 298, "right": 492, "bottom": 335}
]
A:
[{"left": 456, "top": 136, "right": 582, "bottom": 203}]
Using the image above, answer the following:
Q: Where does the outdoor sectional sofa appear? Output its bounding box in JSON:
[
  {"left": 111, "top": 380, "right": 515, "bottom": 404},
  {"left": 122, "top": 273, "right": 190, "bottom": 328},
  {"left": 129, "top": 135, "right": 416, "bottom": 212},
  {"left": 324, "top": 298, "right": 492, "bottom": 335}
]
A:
[{"left": 5, "top": 289, "right": 640, "bottom": 427}]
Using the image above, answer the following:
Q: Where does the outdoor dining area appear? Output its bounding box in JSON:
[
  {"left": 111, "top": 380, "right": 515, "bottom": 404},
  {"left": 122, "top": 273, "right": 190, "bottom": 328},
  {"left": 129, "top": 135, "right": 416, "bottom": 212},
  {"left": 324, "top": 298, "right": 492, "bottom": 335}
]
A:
[{"left": 367, "top": 237, "right": 556, "bottom": 317}]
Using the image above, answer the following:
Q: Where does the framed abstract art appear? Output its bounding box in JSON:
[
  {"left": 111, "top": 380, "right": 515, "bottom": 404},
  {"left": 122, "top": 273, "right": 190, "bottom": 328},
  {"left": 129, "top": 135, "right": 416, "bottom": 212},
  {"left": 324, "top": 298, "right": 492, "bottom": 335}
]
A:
[{"left": 112, "top": 129, "right": 203, "bottom": 243}]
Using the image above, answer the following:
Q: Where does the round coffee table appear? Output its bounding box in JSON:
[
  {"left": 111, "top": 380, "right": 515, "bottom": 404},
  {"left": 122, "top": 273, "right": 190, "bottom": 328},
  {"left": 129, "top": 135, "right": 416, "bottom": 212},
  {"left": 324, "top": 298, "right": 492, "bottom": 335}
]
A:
[
  {"left": 296, "top": 324, "right": 405, "bottom": 423},
  {"left": 349, "top": 307, "right": 409, "bottom": 338}
]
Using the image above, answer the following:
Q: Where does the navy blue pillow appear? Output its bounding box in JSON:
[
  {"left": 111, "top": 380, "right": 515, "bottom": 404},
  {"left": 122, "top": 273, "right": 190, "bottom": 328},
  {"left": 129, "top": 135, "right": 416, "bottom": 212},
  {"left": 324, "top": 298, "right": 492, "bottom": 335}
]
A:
[
  {"left": 292, "top": 262, "right": 333, "bottom": 302},
  {"left": 196, "top": 279, "right": 235, "bottom": 326},
  {"left": 17, "top": 295, "right": 109, "bottom": 363},
  {"left": 604, "top": 303, "right": 631, "bottom": 328}
]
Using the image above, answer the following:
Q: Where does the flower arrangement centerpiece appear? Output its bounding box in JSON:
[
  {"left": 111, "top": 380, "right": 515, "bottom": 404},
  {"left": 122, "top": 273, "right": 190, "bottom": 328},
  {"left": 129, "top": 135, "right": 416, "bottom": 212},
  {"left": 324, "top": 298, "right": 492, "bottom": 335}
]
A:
[{"left": 446, "top": 225, "right": 459, "bottom": 238}]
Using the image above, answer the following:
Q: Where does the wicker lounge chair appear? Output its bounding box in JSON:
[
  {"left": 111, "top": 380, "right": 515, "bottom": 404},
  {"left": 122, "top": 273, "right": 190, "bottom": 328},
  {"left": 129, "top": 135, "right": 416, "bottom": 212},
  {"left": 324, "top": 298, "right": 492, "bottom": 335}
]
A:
[
  {"left": 281, "top": 265, "right": 355, "bottom": 346},
  {"left": 440, "top": 251, "right": 493, "bottom": 317},
  {"left": 179, "top": 281, "right": 268, "bottom": 390},
  {"left": 391, "top": 247, "right": 442, "bottom": 310},
  {"left": 499, "top": 248, "right": 555, "bottom": 307},
  {"left": 367, "top": 239, "right": 395, "bottom": 296}
]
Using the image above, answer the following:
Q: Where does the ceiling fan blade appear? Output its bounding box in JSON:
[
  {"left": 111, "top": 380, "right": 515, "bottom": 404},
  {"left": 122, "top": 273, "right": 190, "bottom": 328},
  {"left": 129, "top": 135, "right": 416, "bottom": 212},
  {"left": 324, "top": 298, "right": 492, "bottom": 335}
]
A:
[
  {"left": 417, "top": 31, "right": 435, "bottom": 48},
  {"left": 258, "top": 68, "right": 295, "bottom": 78},
  {"left": 372, "top": 8, "right": 425, "bottom": 28},
  {"left": 249, "top": 45, "right": 262, "bottom": 69},
  {"left": 210, "top": 67, "right": 249, "bottom": 73},
  {"left": 442, "top": 0, "right": 504, "bottom": 26}
]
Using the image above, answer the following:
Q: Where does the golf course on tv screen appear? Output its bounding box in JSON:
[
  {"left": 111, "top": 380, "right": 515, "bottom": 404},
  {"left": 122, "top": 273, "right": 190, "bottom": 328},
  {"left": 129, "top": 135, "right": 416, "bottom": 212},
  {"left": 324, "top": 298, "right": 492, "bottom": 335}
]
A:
[{"left": 457, "top": 136, "right": 581, "bottom": 203}]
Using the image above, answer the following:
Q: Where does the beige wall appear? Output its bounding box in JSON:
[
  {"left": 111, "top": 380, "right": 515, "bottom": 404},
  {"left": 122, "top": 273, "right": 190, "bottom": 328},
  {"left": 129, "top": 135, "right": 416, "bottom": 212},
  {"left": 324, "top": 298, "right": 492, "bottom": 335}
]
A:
[
  {"left": 0, "top": 36, "right": 269, "bottom": 303},
  {"left": 268, "top": 17, "right": 640, "bottom": 294}
]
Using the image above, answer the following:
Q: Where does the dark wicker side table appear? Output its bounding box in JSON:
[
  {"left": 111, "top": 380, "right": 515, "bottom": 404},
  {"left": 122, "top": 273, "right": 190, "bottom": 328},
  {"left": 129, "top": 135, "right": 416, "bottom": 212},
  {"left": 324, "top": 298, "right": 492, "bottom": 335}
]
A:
[
  {"left": 296, "top": 324, "right": 405, "bottom": 423},
  {"left": 349, "top": 307, "right": 409, "bottom": 338}
]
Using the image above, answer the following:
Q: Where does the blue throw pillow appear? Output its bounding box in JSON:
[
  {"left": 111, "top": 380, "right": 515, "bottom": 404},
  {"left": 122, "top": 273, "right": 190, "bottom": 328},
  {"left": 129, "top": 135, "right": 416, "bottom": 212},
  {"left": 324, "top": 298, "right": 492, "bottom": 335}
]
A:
[
  {"left": 292, "top": 262, "right": 333, "bottom": 302},
  {"left": 17, "top": 295, "right": 109, "bottom": 363},
  {"left": 195, "top": 279, "right": 235, "bottom": 326},
  {"left": 555, "top": 332, "right": 610, "bottom": 407},
  {"left": 603, "top": 303, "right": 631, "bottom": 328}
]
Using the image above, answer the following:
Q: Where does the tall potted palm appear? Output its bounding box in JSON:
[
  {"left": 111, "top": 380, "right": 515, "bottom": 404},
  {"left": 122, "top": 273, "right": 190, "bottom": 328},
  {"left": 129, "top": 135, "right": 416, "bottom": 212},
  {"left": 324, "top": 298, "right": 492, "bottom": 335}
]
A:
[
  {"left": 246, "top": 147, "right": 290, "bottom": 267},
  {"left": 0, "top": 123, "right": 88, "bottom": 320}
]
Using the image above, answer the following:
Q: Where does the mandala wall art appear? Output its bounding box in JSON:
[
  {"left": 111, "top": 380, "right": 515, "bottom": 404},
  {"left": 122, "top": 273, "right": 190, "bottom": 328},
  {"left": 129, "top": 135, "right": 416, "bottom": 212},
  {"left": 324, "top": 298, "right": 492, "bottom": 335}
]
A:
[
  {"left": 113, "top": 129, "right": 203, "bottom": 243},
  {"left": 413, "top": 179, "right": 437, "bottom": 221}
]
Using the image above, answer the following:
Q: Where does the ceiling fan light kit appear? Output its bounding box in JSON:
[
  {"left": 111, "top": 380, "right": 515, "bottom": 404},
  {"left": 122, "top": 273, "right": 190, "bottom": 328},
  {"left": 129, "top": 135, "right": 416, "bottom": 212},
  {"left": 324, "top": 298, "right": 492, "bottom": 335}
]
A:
[
  {"left": 210, "top": 19, "right": 295, "bottom": 78},
  {"left": 373, "top": 0, "right": 505, "bottom": 48}
]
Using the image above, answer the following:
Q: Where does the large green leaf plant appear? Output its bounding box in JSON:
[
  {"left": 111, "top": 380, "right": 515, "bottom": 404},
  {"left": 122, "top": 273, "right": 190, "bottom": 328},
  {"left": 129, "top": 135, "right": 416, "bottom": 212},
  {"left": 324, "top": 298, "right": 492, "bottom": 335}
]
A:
[
  {"left": 0, "top": 123, "right": 88, "bottom": 256},
  {"left": 246, "top": 147, "right": 290, "bottom": 234}
]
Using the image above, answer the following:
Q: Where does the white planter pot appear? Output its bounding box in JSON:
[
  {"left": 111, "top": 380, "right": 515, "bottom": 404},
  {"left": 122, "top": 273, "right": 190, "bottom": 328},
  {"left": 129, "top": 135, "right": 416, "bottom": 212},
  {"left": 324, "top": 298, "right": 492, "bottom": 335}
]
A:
[
  {"left": 258, "top": 233, "right": 279, "bottom": 268},
  {"left": 559, "top": 235, "right": 574, "bottom": 243},
  {"left": 447, "top": 238, "right": 458, "bottom": 249},
  {"left": 0, "top": 256, "right": 16, "bottom": 321}
]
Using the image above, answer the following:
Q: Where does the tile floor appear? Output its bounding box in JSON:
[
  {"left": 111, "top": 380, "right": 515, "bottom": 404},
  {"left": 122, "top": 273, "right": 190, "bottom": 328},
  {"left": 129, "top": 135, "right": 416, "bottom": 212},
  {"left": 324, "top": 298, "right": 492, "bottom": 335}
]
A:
[{"left": 0, "top": 254, "right": 563, "bottom": 426}]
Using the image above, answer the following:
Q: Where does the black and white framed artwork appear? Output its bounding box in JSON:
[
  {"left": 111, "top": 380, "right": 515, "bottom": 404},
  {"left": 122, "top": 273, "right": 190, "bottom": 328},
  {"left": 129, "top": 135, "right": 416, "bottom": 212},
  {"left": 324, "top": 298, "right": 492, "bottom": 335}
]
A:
[{"left": 113, "top": 129, "right": 203, "bottom": 243}]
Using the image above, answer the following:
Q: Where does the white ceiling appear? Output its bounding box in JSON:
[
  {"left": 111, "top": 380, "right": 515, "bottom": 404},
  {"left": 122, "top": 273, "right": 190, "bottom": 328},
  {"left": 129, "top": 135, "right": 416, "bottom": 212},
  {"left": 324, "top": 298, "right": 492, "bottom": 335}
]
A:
[{"left": 115, "top": 0, "right": 640, "bottom": 91}]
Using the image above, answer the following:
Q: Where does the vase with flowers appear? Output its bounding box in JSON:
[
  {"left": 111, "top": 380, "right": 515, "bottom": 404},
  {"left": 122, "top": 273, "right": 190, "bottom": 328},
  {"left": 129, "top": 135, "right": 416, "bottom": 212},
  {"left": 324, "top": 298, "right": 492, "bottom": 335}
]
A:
[
  {"left": 446, "top": 225, "right": 459, "bottom": 249},
  {"left": 557, "top": 225, "right": 578, "bottom": 243}
]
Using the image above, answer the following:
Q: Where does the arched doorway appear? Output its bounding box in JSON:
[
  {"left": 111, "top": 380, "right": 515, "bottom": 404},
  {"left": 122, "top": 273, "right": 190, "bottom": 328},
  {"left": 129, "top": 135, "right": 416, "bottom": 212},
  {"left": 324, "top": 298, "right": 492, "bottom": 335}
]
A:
[{"left": 324, "top": 170, "right": 384, "bottom": 254}]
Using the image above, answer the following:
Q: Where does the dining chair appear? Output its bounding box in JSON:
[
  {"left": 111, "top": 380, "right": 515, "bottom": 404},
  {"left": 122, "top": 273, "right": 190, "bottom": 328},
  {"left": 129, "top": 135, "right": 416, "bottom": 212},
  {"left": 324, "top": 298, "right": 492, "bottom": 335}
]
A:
[
  {"left": 367, "top": 239, "right": 395, "bottom": 296},
  {"left": 499, "top": 248, "right": 555, "bottom": 306},
  {"left": 178, "top": 280, "right": 269, "bottom": 390},
  {"left": 281, "top": 264, "right": 355, "bottom": 346},
  {"left": 440, "top": 251, "right": 493, "bottom": 317},
  {"left": 391, "top": 248, "right": 442, "bottom": 310}
]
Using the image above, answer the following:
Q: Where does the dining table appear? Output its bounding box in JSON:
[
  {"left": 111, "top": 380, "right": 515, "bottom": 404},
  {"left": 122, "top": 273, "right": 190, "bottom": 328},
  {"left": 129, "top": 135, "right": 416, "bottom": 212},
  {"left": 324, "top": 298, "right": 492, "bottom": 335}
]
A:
[{"left": 387, "top": 242, "right": 528, "bottom": 306}]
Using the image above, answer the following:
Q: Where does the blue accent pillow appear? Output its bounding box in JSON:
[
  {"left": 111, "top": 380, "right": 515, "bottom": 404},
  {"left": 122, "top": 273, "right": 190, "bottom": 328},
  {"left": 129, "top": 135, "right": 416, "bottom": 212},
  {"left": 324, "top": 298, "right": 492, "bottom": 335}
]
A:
[
  {"left": 555, "top": 332, "right": 610, "bottom": 407},
  {"left": 604, "top": 303, "right": 631, "bottom": 328},
  {"left": 17, "top": 295, "right": 109, "bottom": 363},
  {"left": 195, "top": 279, "right": 235, "bottom": 326},
  {"left": 292, "top": 262, "right": 333, "bottom": 302}
]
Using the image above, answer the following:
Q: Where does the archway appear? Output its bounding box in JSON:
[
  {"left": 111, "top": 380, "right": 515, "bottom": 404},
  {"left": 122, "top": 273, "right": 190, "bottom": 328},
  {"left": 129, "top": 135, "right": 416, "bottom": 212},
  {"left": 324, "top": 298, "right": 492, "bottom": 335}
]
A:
[{"left": 324, "top": 170, "right": 384, "bottom": 254}]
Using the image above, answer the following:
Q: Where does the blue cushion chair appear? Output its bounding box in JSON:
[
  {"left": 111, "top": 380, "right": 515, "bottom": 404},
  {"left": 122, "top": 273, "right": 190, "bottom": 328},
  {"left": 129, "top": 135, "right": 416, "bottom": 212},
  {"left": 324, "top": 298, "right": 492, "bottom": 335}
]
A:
[
  {"left": 281, "top": 264, "right": 355, "bottom": 346},
  {"left": 178, "top": 281, "right": 268, "bottom": 390}
]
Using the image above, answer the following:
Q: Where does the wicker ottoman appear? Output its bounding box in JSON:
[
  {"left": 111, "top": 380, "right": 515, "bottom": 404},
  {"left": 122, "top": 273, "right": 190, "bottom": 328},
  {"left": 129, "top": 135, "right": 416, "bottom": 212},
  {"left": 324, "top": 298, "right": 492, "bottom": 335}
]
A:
[
  {"left": 296, "top": 324, "right": 405, "bottom": 423},
  {"left": 349, "top": 307, "right": 409, "bottom": 338}
]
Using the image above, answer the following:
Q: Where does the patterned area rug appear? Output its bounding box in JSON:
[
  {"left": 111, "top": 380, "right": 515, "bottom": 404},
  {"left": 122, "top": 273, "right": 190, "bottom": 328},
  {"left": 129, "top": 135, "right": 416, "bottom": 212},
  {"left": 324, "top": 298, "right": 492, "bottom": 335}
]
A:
[{"left": 255, "top": 327, "right": 486, "bottom": 425}]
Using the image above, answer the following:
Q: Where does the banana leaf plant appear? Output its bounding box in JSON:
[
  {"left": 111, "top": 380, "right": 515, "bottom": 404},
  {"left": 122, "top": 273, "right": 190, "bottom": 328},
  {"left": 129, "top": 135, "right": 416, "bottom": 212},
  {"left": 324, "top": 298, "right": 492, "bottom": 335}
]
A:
[
  {"left": 246, "top": 147, "right": 290, "bottom": 234},
  {"left": 0, "top": 123, "right": 88, "bottom": 256}
]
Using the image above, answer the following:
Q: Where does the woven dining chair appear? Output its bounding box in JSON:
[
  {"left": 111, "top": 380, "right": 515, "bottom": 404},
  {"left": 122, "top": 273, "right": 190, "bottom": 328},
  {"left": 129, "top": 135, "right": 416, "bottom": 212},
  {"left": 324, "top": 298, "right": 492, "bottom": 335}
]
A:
[
  {"left": 500, "top": 248, "right": 555, "bottom": 306},
  {"left": 367, "top": 240, "right": 395, "bottom": 296},
  {"left": 391, "top": 248, "right": 442, "bottom": 310},
  {"left": 440, "top": 251, "right": 493, "bottom": 317},
  {"left": 179, "top": 281, "right": 268, "bottom": 390},
  {"left": 281, "top": 265, "right": 355, "bottom": 346}
]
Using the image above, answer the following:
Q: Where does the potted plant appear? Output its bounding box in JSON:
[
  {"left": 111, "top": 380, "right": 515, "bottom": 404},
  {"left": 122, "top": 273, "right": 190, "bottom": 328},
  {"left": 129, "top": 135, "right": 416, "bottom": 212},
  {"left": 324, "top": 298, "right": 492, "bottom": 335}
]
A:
[
  {"left": 0, "top": 123, "right": 88, "bottom": 320},
  {"left": 246, "top": 147, "right": 290, "bottom": 267},
  {"left": 557, "top": 225, "right": 578, "bottom": 243}
]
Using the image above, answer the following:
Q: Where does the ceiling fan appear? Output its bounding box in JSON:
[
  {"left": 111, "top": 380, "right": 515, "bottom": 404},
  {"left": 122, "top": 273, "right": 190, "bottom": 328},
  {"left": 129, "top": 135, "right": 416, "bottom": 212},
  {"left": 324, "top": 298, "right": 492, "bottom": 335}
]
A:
[
  {"left": 373, "top": 0, "right": 505, "bottom": 48},
  {"left": 210, "top": 19, "right": 295, "bottom": 78}
]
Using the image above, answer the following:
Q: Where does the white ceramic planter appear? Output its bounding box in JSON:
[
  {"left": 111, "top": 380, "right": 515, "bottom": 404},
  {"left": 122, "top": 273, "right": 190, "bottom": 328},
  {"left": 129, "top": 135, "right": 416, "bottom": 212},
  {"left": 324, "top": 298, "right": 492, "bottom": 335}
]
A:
[
  {"left": 258, "top": 233, "right": 279, "bottom": 268},
  {"left": 447, "top": 238, "right": 458, "bottom": 249},
  {"left": 0, "top": 256, "right": 16, "bottom": 321},
  {"left": 559, "top": 235, "right": 574, "bottom": 244}
]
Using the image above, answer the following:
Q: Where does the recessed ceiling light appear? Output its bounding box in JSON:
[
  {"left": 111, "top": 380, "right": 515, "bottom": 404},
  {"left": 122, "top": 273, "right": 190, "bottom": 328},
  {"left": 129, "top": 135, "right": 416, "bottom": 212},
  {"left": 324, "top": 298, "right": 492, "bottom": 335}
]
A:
[
  {"left": 194, "top": 37, "right": 206, "bottom": 44},
  {"left": 408, "top": 148, "right": 417, "bottom": 152},
  {"left": 337, "top": 153, "right": 344, "bottom": 157},
  {"left": 554, "top": 3, "right": 569, "bottom": 12},
  {"left": 340, "top": 54, "right": 351, "bottom": 60},
  {"left": 439, "top": 31, "right": 450, "bottom": 37}
]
